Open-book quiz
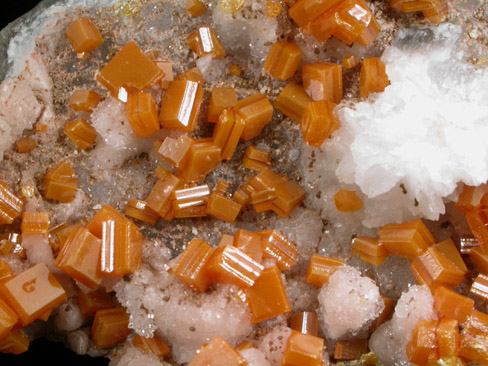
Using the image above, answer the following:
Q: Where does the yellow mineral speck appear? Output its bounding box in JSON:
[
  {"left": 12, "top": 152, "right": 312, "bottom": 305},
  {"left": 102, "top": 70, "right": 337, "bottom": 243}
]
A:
[
  {"left": 219, "top": 0, "right": 246, "bottom": 13},
  {"left": 114, "top": 0, "right": 142, "bottom": 16},
  {"left": 21, "top": 186, "right": 35, "bottom": 199}
]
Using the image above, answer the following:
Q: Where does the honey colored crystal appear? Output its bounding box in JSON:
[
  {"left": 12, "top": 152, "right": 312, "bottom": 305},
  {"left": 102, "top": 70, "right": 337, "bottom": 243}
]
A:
[
  {"left": 206, "top": 192, "right": 242, "bottom": 223},
  {"left": 436, "top": 318, "right": 459, "bottom": 359},
  {"left": 157, "top": 135, "right": 194, "bottom": 169},
  {"left": 234, "top": 229, "right": 263, "bottom": 263},
  {"left": 274, "top": 82, "right": 312, "bottom": 123},
  {"left": 406, "top": 319, "right": 438, "bottom": 366},
  {"left": 243, "top": 146, "right": 271, "bottom": 172},
  {"left": 266, "top": 1, "right": 283, "bottom": 17},
  {"left": 178, "top": 141, "right": 221, "bottom": 182},
  {"left": 186, "top": 27, "right": 226, "bottom": 59},
  {"left": 124, "top": 199, "right": 159, "bottom": 225},
  {"left": 0, "top": 329, "right": 29, "bottom": 355},
  {"left": 469, "top": 246, "right": 488, "bottom": 275},
  {"left": 0, "top": 263, "right": 66, "bottom": 326},
  {"left": 359, "top": 57, "right": 390, "bottom": 98},
  {"left": 258, "top": 230, "right": 298, "bottom": 270},
  {"left": 459, "top": 310, "right": 488, "bottom": 364},
  {"left": 78, "top": 289, "right": 114, "bottom": 317},
  {"left": 334, "top": 189, "right": 363, "bottom": 212},
  {"left": 66, "top": 18, "right": 103, "bottom": 57},
  {"left": 0, "top": 180, "right": 23, "bottom": 225},
  {"left": 146, "top": 172, "right": 181, "bottom": 216},
  {"left": 69, "top": 89, "right": 101, "bottom": 113},
  {"left": 175, "top": 67, "right": 206, "bottom": 84},
  {"left": 290, "top": 312, "right": 319, "bottom": 337},
  {"left": 0, "top": 297, "right": 18, "bottom": 341},
  {"left": 235, "top": 94, "right": 274, "bottom": 141},
  {"left": 186, "top": 0, "right": 206, "bottom": 17},
  {"left": 189, "top": 336, "right": 246, "bottom": 366},
  {"left": 342, "top": 54, "right": 359, "bottom": 69},
  {"left": 207, "top": 87, "right": 238, "bottom": 122},
  {"left": 465, "top": 209, "right": 488, "bottom": 253},
  {"left": 212, "top": 109, "right": 245, "bottom": 160},
  {"left": 160, "top": 80, "right": 203, "bottom": 132},
  {"left": 302, "top": 62, "right": 343, "bottom": 103},
  {"left": 15, "top": 137, "right": 37, "bottom": 153},
  {"left": 334, "top": 339, "right": 368, "bottom": 361},
  {"left": 44, "top": 161, "right": 78, "bottom": 203},
  {"left": 21, "top": 212, "right": 49, "bottom": 234},
  {"left": 0, "top": 260, "right": 13, "bottom": 284},
  {"left": 301, "top": 100, "right": 340, "bottom": 147},
  {"left": 282, "top": 330, "right": 324, "bottom": 366},
  {"left": 434, "top": 286, "right": 474, "bottom": 324},
  {"left": 64, "top": 118, "right": 98, "bottom": 150},
  {"left": 470, "top": 273, "right": 488, "bottom": 303},
  {"left": 306, "top": 254, "right": 345, "bottom": 287},
  {"left": 352, "top": 236, "right": 387, "bottom": 265},
  {"left": 126, "top": 91, "right": 160, "bottom": 137},
  {"left": 92, "top": 307, "right": 130, "bottom": 349},
  {"left": 132, "top": 334, "right": 171, "bottom": 358},
  {"left": 263, "top": 42, "right": 302, "bottom": 81}
]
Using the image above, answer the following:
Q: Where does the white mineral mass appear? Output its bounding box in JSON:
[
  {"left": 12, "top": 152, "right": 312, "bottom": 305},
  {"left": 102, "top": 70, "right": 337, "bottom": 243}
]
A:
[
  {"left": 239, "top": 347, "right": 272, "bottom": 366},
  {"left": 257, "top": 326, "right": 292, "bottom": 366}
]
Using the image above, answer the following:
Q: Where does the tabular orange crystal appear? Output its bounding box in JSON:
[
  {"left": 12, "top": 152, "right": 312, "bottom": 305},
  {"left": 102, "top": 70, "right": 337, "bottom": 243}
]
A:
[
  {"left": 212, "top": 109, "right": 245, "bottom": 160},
  {"left": 158, "top": 135, "right": 194, "bottom": 169},
  {"left": 391, "top": 0, "right": 448, "bottom": 24},
  {"left": 186, "top": 0, "right": 206, "bottom": 17},
  {"left": 235, "top": 94, "right": 274, "bottom": 141},
  {"left": 370, "top": 296, "right": 395, "bottom": 332},
  {"left": 66, "top": 18, "right": 103, "bottom": 58},
  {"left": 434, "top": 286, "right": 474, "bottom": 324},
  {"left": 0, "top": 233, "right": 24, "bottom": 259},
  {"left": 206, "top": 192, "right": 242, "bottom": 223},
  {"left": 21, "top": 212, "right": 49, "bottom": 234},
  {"left": 359, "top": 57, "right": 390, "bottom": 98},
  {"left": 0, "top": 329, "right": 29, "bottom": 355},
  {"left": 172, "top": 239, "right": 215, "bottom": 293},
  {"left": 422, "top": 0, "right": 448, "bottom": 24},
  {"left": 172, "top": 185, "right": 210, "bottom": 210},
  {"left": 175, "top": 67, "right": 206, "bottom": 84},
  {"left": 470, "top": 273, "right": 488, "bottom": 303},
  {"left": 301, "top": 100, "right": 340, "bottom": 147},
  {"left": 69, "top": 89, "right": 102, "bottom": 113},
  {"left": 470, "top": 246, "right": 488, "bottom": 275},
  {"left": 160, "top": 80, "right": 203, "bottom": 132},
  {"left": 235, "top": 341, "right": 254, "bottom": 351},
  {"left": 302, "top": 62, "right": 343, "bottom": 103},
  {"left": 0, "top": 263, "right": 66, "bottom": 326},
  {"left": 55, "top": 226, "right": 103, "bottom": 289},
  {"left": 233, "top": 182, "right": 253, "bottom": 209},
  {"left": 126, "top": 91, "right": 160, "bottom": 137},
  {"left": 406, "top": 319, "right": 438, "bottom": 366},
  {"left": 352, "top": 236, "right": 387, "bottom": 265},
  {"left": 206, "top": 245, "right": 264, "bottom": 287},
  {"left": 0, "top": 180, "right": 23, "bottom": 225},
  {"left": 459, "top": 310, "right": 488, "bottom": 364},
  {"left": 234, "top": 229, "right": 263, "bottom": 263},
  {"left": 266, "top": 1, "right": 283, "bottom": 17},
  {"left": 246, "top": 266, "right": 291, "bottom": 324},
  {"left": 258, "top": 230, "right": 298, "bottom": 270},
  {"left": 218, "top": 234, "right": 234, "bottom": 248},
  {"left": 189, "top": 336, "right": 246, "bottom": 366},
  {"left": 92, "top": 307, "right": 130, "bottom": 349},
  {"left": 186, "top": 27, "right": 226, "bottom": 59},
  {"left": 15, "top": 137, "right": 37, "bottom": 153},
  {"left": 0, "top": 297, "right": 18, "bottom": 341},
  {"left": 290, "top": 312, "right": 319, "bottom": 337},
  {"left": 334, "top": 189, "right": 363, "bottom": 212},
  {"left": 434, "top": 238, "right": 467, "bottom": 274},
  {"left": 78, "top": 289, "right": 114, "bottom": 317},
  {"left": 379, "top": 219, "right": 435, "bottom": 259},
  {"left": 455, "top": 183, "right": 488, "bottom": 213},
  {"left": 306, "top": 254, "right": 345, "bottom": 287},
  {"left": 282, "top": 330, "right": 324, "bottom": 366},
  {"left": 0, "top": 260, "right": 13, "bottom": 284},
  {"left": 342, "top": 54, "right": 359, "bottom": 69},
  {"left": 44, "top": 161, "right": 78, "bottom": 203},
  {"left": 243, "top": 146, "right": 271, "bottom": 172},
  {"left": 156, "top": 61, "right": 174, "bottom": 88},
  {"left": 97, "top": 41, "right": 163, "bottom": 100},
  {"left": 274, "top": 82, "right": 312, "bottom": 123},
  {"left": 436, "top": 318, "right": 459, "bottom": 359},
  {"left": 334, "top": 339, "right": 368, "bottom": 361},
  {"left": 465, "top": 209, "right": 488, "bottom": 253},
  {"left": 146, "top": 172, "right": 181, "bottom": 216},
  {"left": 132, "top": 334, "right": 170, "bottom": 358},
  {"left": 263, "top": 42, "right": 302, "bottom": 81},
  {"left": 178, "top": 141, "right": 221, "bottom": 182},
  {"left": 208, "top": 87, "right": 238, "bottom": 122},
  {"left": 64, "top": 118, "right": 98, "bottom": 150},
  {"left": 124, "top": 199, "right": 159, "bottom": 225}
]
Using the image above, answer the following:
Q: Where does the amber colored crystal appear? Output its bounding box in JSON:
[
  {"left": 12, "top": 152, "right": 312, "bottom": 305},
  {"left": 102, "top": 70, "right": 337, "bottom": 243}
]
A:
[
  {"left": 92, "top": 307, "right": 130, "bottom": 349},
  {"left": 15, "top": 137, "right": 37, "bottom": 153},
  {"left": 0, "top": 260, "right": 13, "bottom": 284},
  {"left": 212, "top": 109, "right": 245, "bottom": 161},
  {"left": 44, "top": 161, "right": 78, "bottom": 203},
  {"left": 49, "top": 221, "right": 83, "bottom": 254},
  {"left": 235, "top": 94, "right": 274, "bottom": 141},
  {"left": 379, "top": 219, "right": 435, "bottom": 259},
  {"left": 78, "top": 289, "right": 114, "bottom": 317},
  {"left": 290, "top": 312, "right": 319, "bottom": 337},
  {"left": 97, "top": 41, "right": 163, "bottom": 100},
  {"left": 0, "top": 329, "right": 29, "bottom": 355},
  {"left": 334, "top": 189, "right": 363, "bottom": 212},
  {"left": 342, "top": 54, "right": 359, "bottom": 69},
  {"left": 186, "top": 27, "right": 226, "bottom": 59},
  {"left": 233, "top": 186, "right": 252, "bottom": 208},
  {"left": 36, "top": 124, "right": 47, "bottom": 132},
  {"left": 0, "top": 233, "right": 25, "bottom": 259},
  {"left": 266, "top": 1, "right": 283, "bottom": 17},
  {"left": 160, "top": 80, "right": 203, "bottom": 132},
  {"left": 233, "top": 230, "right": 263, "bottom": 263},
  {"left": 465, "top": 209, "right": 488, "bottom": 253},
  {"left": 469, "top": 246, "right": 488, "bottom": 275},
  {"left": 172, "top": 185, "right": 210, "bottom": 210},
  {"left": 132, "top": 334, "right": 170, "bottom": 358},
  {"left": 434, "top": 286, "right": 474, "bottom": 324},
  {"left": 434, "top": 238, "right": 467, "bottom": 273},
  {"left": 126, "top": 91, "right": 160, "bottom": 137},
  {"left": 352, "top": 236, "right": 387, "bottom": 265},
  {"left": 189, "top": 336, "right": 247, "bottom": 366},
  {"left": 470, "top": 273, "right": 488, "bottom": 303},
  {"left": 359, "top": 57, "right": 390, "bottom": 98},
  {"left": 0, "top": 297, "right": 18, "bottom": 341},
  {"left": 0, "top": 263, "right": 66, "bottom": 326},
  {"left": 208, "top": 87, "right": 238, "bottom": 122},
  {"left": 302, "top": 62, "right": 343, "bottom": 103},
  {"left": 436, "top": 318, "right": 459, "bottom": 359},
  {"left": 207, "top": 193, "right": 242, "bottom": 223},
  {"left": 172, "top": 239, "right": 215, "bottom": 293},
  {"left": 21, "top": 212, "right": 49, "bottom": 234},
  {"left": 178, "top": 141, "right": 221, "bottom": 182},
  {"left": 158, "top": 135, "right": 194, "bottom": 169},
  {"left": 263, "top": 42, "right": 302, "bottom": 81},
  {"left": 301, "top": 100, "right": 340, "bottom": 147},
  {"left": 217, "top": 234, "right": 234, "bottom": 248},
  {"left": 406, "top": 319, "right": 438, "bottom": 366},
  {"left": 455, "top": 183, "right": 488, "bottom": 213},
  {"left": 274, "top": 82, "right": 312, "bottom": 123},
  {"left": 306, "top": 254, "right": 345, "bottom": 287},
  {"left": 229, "top": 64, "right": 242, "bottom": 76},
  {"left": 334, "top": 339, "right": 368, "bottom": 360},
  {"left": 64, "top": 118, "right": 98, "bottom": 150},
  {"left": 258, "top": 230, "right": 298, "bottom": 271},
  {"left": 459, "top": 310, "right": 488, "bottom": 364},
  {"left": 56, "top": 226, "right": 103, "bottom": 289},
  {"left": 245, "top": 266, "right": 291, "bottom": 324},
  {"left": 175, "top": 67, "right": 206, "bottom": 84},
  {"left": 66, "top": 18, "right": 103, "bottom": 57},
  {"left": 124, "top": 199, "right": 159, "bottom": 225},
  {"left": 410, "top": 246, "right": 465, "bottom": 290},
  {"left": 186, "top": 0, "right": 206, "bottom": 17},
  {"left": 156, "top": 61, "right": 174, "bottom": 88},
  {"left": 0, "top": 180, "right": 23, "bottom": 225},
  {"left": 243, "top": 146, "right": 271, "bottom": 172},
  {"left": 422, "top": 0, "right": 448, "bottom": 24},
  {"left": 370, "top": 296, "right": 395, "bottom": 332},
  {"left": 69, "top": 89, "right": 102, "bottom": 113},
  {"left": 146, "top": 172, "right": 181, "bottom": 216},
  {"left": 282, "top": 330, "right": 324, "bottom": 366}
]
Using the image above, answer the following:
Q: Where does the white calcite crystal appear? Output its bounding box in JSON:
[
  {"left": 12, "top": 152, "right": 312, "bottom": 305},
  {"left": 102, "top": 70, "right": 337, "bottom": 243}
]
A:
[
  {"left": 317, "top": 265, "right": 384, "bottom": 339},
  {"left": 323, "top": 24, "right": 488, "bottom": 227},
  {"left": 54, "top": 298, "right": 84, "bottom": 332},
  {"left": 111, "top": 347, "right": 171, "bottom": 366},
  {"left": 67, "top": 328, "right": 90, "bottom": 355},
  {"left": 239, "top": 347, "right": 272, "bottom": 366},
  {"left": 369, "top": 285, "right": 437, "bottom": 366},
  {"left": 258, "top": 326, "right": 292, "bottom": 366}
]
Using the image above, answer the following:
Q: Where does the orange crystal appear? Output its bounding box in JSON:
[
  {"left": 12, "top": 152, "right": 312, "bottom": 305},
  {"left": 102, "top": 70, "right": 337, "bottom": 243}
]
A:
[
  {"left": 66, "top": 18, "right": 103, "bottom": 57},
  {"left": 178, "top": 141, "right": 221, "bottom": 182},
  {"left": 258, "top": 230, "right": 298, "bottom": 270},
  {"left": 124, "top": 199, "right": 159, "bottom": 225},
  {"left": 44, "top": 161, "right": 78, "bottom": 203},
  {"left": 306, "top": 254, "right": 345, "bottom": 287},
  {"left": 78, "top": 289, "right": 114, "bottom": 317},
  {"left": 15, "top": 137, "right": 37, "bottom": 153},
  {"left": 0, "top": 297, "right": 18, "bottom": 341},
  {"left": 208, "top": 87, "right": 238, "bottom": 122},
  {"left": 290, "top": 312, "right": 319, "bottom": 337},
  {"left": 334, "top": 339, "right": 368, "bottom": 361},
  {"left": 282, "top": 330, "right": 324, "bottom": 366},
  {"left": 459, "top": 310, "right": 488, "bottom": 364},
  {"left": 302, "top": 62, "right": 343, "bottom": 103},
  {"left": 55, "top": 226, "right": 103, "bottom": 289},
  {"left": 212, "top": 109, "right": 245, "bottom": 160},
  {"left": 97, "top": 41, "right": 163, "bottom": 100},
  {"left": 186, "top": 0, "right": 206, "bottom": 17},
  {"left": 64, "top": 118, "right": 98, "bottom": 150},
  {"left": 0, "top": 180, "right": 23, "bottom": 225},
  {"left": 465, "top": 209, "right": 488, "bottom": 253},
  {"left": 263, "top": 42, "right": 302, "bottom": 81},
  {"left": 406, "top": 319, "right": 438, "bottom": 366},
  {"left": 235, "top": 94, "right": 274, "bottom": 141},
  {"left": 126, "top": 91, "right": 160, "bottom": 137},
  {"left": 243, "top": 146, "right": 271, "bottom": 172},
  {"left": 245, "top": 266, "right": 291, "bottom": 324},
  {"left": 436, "top": 318, "right": 459, "bottom": 359},
  {"left": 455, "top": 183, "right": 488, "bottom": 213},
  {"left": 234, "top": 229, "right": 263, "bottom": 263},
  {"left": 434, "top": 286, "right": 474, "bottom": 324},
  {"left": 301, "top": 100, "right": 340, "bottom": 147},
  {"left": 21, "top": 212, "right": 49, "bottom": 234},
  {"left": 132, "top": 334, "right": 171, "bottom": 358},
  {"left": 146, "top": 171, "right": 181, "bottom": 216},
  {"left": 274, "top": 82, "right": 312, "bottom": 123},
  {"left": 434, "top": 238, "right": 467, "bottom": 274},
  {"left": 189, "top": 336, "right": 246, "bottom": 366},
  {"left": 172, "top": 239, "right": 215, "bottom": 293},
  {"left": 470, "top": 273, "right": 488, "bottom": 303},
  {"left": 342, "top": 54, "right": 359, "bottom": 69},
  {"left": 470, "top": 246, "right": 488, "bottom": 275},
  {"left": 0, "top": 260, "right": 13, "bottom": 284},
  {"left": 0, "top": 263, "right": 66, "bottom": 326},
  {"left": 266, "top": 1, "right": 283, "bottom": 17},
  {"left": 157, "top": 135, "right": 194, "bottom": 169},
  {"left": 69, "top": 89, "right": 102, "bottom": 113},
  {"left": 91, "top": 307, "right": 130, "bottom": 349},
  {"left": 159, "top": 80, "right": 203, "bottom": 132},
  {"left": 334, "top": 189, "right": 363, "bottom": 212},
  {"left": 0, "top": 329, "right": 29, "bottom": 355},
  {"left": 229, "top": 64, "right": 242, "bottom": 76},
  {"left": 359, "top": 57, "right": 390, "bottom": 98},
  {"left": 206, "top": 192, "right": 242, "bottom": 223},
  {"left": 186, "top": 27, "right": 226, "bottom": 59},
  {"left": 175, "top": 67, "right": 206, "bottom": 84},
  {"left": 352, "top": 236, "right": 387, "bottom": 265}
]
